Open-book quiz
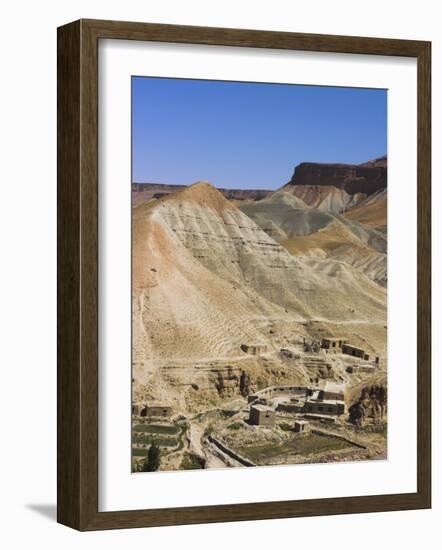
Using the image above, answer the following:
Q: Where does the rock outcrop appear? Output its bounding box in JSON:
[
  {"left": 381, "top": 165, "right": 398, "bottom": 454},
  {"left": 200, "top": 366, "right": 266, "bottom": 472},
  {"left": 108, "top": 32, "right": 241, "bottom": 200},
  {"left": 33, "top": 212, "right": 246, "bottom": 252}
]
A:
[
  {"left": 349, "top": 382, "right": 387, "bottom": 426},
  {"left": 286, "top": 157, "right": 387, "bottom": 196}
]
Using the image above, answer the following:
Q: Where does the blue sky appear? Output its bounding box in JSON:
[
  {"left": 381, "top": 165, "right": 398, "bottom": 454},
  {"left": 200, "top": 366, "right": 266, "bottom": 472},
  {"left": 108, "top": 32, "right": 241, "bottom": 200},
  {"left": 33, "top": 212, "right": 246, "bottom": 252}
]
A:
[{"left": 132, "top": 77, "right": 387, "bottom": 190}]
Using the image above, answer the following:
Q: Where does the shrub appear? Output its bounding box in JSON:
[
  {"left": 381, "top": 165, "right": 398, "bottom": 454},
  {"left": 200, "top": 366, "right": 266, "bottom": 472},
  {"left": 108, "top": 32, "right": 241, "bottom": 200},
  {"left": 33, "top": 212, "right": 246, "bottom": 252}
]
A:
[
  {"left": 140, "top": 441, "right": 161, "bottom": 472},
  {"left": 227, "top": 422, "right": 243, "bottom": 430},
  {"left": 279, "top": 423, "right": 293, "bottom": 431}
]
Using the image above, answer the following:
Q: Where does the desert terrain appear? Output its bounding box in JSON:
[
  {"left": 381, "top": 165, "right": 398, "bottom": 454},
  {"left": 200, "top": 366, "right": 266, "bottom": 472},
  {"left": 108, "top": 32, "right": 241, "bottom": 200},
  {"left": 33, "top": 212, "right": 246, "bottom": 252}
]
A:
[{"left": 131, "top": 157, "right": 388, "bottom": 472}]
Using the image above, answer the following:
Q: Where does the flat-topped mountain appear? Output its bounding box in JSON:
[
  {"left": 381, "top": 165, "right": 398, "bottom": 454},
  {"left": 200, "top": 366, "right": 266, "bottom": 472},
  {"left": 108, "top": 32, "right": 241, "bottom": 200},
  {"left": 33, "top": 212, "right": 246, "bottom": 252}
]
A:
[
  {"left": 286, "top": 156, "right": 387, "bottom": 196},
  {"left": 359, "top": 155, "right": 388, "bottom": 168}
]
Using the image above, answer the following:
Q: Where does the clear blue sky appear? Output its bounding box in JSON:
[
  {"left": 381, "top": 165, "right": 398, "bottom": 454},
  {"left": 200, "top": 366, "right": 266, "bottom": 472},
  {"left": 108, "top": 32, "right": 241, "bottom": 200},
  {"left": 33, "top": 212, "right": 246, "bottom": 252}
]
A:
[{"left": 132, "top": 77, "right": 387, "bottom": 190}]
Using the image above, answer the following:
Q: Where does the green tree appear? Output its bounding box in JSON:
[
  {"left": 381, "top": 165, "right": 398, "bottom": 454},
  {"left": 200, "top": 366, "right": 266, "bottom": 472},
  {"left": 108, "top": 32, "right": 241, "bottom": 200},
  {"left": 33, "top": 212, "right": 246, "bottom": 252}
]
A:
[{"left": 141, "top": 441, "right": 161, "bottom": 472}]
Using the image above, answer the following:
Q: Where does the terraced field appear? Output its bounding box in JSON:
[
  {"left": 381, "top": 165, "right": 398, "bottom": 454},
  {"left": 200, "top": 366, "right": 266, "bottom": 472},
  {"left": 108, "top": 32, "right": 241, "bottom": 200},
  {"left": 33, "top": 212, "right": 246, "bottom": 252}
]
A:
[
  {"left": 236, "top": 432, "right": 357, "bottom": 465},
  {"left": 131, "top": 421, "right": 187, "bottom": 463}
]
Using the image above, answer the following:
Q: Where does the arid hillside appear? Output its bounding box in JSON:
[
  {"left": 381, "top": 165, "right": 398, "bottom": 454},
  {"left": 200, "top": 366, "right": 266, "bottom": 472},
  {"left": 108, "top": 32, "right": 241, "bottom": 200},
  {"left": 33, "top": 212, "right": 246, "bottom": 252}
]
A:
[
  {"left": 343, "top": 189, "right": 387, "bottom": 232},
  {"left": 239, "top": 191, "right": 387, "bottom": 286},
  {"left": 278, "top": 184, "right": 365, "bottom": 214},
  {"left": 132, "top": 182, "right": 386, "bottom": 400}
]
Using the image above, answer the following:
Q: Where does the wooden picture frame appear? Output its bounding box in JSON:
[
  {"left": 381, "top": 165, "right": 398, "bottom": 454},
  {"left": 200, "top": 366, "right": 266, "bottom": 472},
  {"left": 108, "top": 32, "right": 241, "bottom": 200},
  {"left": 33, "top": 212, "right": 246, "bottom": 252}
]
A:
[{"left": 57, "top": 18, "right": 431, "bottom": 531}]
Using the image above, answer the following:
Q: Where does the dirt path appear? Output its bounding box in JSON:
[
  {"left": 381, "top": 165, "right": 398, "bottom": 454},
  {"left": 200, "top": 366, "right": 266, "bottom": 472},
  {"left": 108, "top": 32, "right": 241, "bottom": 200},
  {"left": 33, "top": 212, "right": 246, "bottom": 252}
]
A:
[{"left": 188, "top": 423, "right": 205, "bottom": 457}]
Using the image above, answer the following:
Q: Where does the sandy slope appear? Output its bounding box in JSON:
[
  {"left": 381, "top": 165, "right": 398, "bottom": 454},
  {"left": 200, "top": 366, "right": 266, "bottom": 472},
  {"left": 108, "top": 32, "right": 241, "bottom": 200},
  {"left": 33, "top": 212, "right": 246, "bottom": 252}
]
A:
[{"left": 343, "top": 188, "right": 387, "bottom": 231}]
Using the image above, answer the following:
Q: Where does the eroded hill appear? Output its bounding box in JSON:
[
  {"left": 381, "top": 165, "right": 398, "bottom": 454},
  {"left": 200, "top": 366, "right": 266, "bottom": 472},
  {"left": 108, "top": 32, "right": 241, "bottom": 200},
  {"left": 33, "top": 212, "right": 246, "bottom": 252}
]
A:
[{"left": 239, "top": 191, "right": 387, "bottom": 286}]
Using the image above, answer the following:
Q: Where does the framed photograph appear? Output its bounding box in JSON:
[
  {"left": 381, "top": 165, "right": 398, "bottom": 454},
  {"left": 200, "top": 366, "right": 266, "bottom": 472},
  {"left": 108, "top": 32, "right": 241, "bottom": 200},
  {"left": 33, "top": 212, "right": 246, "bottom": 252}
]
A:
[{"left": 57, "top": 19, "right": 431, "bottom": 531}]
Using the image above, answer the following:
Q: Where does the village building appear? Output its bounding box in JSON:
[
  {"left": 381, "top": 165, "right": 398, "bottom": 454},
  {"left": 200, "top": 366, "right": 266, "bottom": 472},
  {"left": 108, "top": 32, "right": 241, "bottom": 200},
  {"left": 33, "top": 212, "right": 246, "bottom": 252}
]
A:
[
  {"left": 241, "top": 343, "right": 268, "bottom": 356},
  {"left": 247, "top": 385, "right": 308, "bottom": 403},
  {"left": 321, "top": 337, "right": 347, "bottom": 350},
  {"left": 342, "top": 343, "right": 370, "bottom": 361},
  {"left": 346, "top": 365, "right": 376, "bottom": 374},
  {"left": 249, "top": 404, "right": 276, "bottom": 427},
  {"left": 303, "top": 399, "right": 345, "bottom": 416},
  {"left": 140, "top": 403, "right": 173, "bottom": 418},
  {"left": 294, "top": 420, "right": 310, "bottom": 433},
  {"left": 318, "top": 382, "right": 345, "bottom": 402},
  {"left": 276, "top": 401, "right": 303, "bottom": 413},
  {"left": 302, "top": 386, "right": 345, "bottom": 416}
]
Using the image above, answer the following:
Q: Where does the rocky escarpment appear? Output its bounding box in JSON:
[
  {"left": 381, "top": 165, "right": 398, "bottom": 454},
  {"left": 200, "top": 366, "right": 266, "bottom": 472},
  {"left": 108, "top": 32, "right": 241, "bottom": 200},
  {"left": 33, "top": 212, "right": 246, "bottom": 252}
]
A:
[
  {"left": 359, "top": 155, "right": 388, "bottom": 168},
  {"left": 348, "top": 383, "right": 387, "bottom": 426},
  {"left": 286, "top": 157, "right": 387, "bottom": 196}
]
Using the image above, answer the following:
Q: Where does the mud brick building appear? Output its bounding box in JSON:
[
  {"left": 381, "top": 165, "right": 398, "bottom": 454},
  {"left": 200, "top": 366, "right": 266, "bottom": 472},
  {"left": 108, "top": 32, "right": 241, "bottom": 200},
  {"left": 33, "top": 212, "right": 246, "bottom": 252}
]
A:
[
  {"left": 140, "top": 403, "right": 173, "bottom": 418},
  {"left": 249, "top": 404, "right": 276, "bottom": 426}
]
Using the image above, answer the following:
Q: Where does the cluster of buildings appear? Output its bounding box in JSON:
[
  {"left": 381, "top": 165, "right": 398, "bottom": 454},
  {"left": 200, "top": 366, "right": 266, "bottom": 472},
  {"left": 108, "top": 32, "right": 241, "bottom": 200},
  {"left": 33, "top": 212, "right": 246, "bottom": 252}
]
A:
[
  {"left": 247, "top": 382, "right": 346, "bottom": 427},
  {"left": 248, "top": 405, "right": 311, "bottom": 434},
  {"left": 321, "top": 337, "right": 380, "bottom": 365}
]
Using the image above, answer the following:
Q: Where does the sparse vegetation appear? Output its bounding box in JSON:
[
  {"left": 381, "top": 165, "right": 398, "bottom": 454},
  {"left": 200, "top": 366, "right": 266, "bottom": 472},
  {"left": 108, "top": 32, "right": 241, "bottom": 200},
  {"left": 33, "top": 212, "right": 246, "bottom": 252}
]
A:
[
  {"left": 227, "top": 422, "right": 243, "bottom": 430},
  {"left": 180, "top": 452, "right": 204, "bottom": 470},
  {"left": 279, "top": 422, "right": 293, "bottom": 431}
]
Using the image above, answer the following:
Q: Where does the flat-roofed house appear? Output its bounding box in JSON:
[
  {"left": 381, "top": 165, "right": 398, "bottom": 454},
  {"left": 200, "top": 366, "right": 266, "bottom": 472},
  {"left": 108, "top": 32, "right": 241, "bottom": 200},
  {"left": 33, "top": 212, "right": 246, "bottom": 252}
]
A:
[
  {"left": 321, "top": 337, "right": 347, "bottom": 350},
  {"left": 342, "top": 343, "right": 369, "bottom": 360},
  {"left": 318, "top": 382, "right": 345, "bottom": 402},
  {"left": 294, "top": 420, "right": 310, "bottom": 433},
  {"left": 302, "top": 399, "right": 345, "bottom": 416},
  {"left": 346, "top": 365, "right": 376, "bottom": 374},
  {"left": 249, "top": 404, "right": 276, "bottom": 427},
  {"left": 140, "top": 402, "right": 172, "bottom": 418}
]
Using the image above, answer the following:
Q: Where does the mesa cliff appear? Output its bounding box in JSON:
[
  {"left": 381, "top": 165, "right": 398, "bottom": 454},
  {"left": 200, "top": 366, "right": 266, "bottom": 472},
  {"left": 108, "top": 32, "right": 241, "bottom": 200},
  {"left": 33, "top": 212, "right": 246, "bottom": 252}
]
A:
[{"left": 286, "top": 156, "right": 387, "bottom": 195}]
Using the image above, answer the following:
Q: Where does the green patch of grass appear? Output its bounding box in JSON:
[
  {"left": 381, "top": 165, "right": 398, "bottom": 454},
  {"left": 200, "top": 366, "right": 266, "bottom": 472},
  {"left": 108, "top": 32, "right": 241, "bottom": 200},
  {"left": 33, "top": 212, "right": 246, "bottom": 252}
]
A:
[
  {"left": 237, "top": 434, "right": 354, "bottom": 462},
  {"left": 132, "top": 435, "right": 178, "bottom": 448},
  {"left": 132, "top": 423, "right": 178, "bottom": 435},
  {"left": 132, "top": 447, "right": 150, "bottom": 457}
]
